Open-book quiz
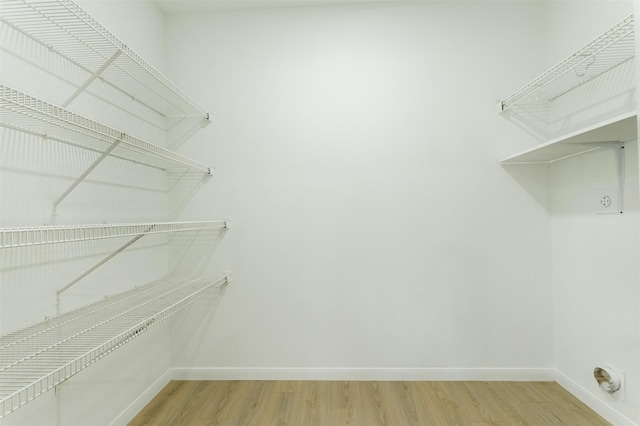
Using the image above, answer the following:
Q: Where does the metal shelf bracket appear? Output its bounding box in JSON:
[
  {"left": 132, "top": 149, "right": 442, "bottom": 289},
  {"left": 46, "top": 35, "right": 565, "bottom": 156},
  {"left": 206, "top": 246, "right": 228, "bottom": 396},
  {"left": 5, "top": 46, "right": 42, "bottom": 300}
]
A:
[
  {"left": 615, "top": 142, "right": 625, "bottom": 214},
  {"left": 61, "top": 50, "right": 123, "bottom": 108},
  {"left": 53, "top": 134, "right": 125, "bottom": 214},
  {"left": 55, "top": 225, "right": 153, "bottom": 314},
  {"left": 39, "top": 221, "right": 229, "bottom": 313}
]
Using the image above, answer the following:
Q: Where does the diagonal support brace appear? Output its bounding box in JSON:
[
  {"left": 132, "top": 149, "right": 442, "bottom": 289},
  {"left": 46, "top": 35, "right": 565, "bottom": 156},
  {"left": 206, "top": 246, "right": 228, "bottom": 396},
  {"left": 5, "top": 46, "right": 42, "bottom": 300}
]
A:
[
  {"left": 62, "top": 50, "right": 122, "bottom": 108},
  {"left": 55, "top": 225, "right": 154, "bottom": 314},
  {"left": 53, "top": 134, "right": 125, "bottom": 214}
]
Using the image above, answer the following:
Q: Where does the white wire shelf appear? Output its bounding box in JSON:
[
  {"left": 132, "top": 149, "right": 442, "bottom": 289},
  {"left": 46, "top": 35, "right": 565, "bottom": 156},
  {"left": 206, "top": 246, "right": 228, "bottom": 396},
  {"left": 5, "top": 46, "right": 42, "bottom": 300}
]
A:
[
  {"left": 0, "top": 85, "right": 212, "bottom": 175},
  {"left": 0, "top": 274, "right": 230, "bottom": 419},
  {"left": 0, "top": 221, "right": 229, "bottom": 249},
  {"left": 499, "top": 14, "right": 635, "bottom": 112},
  {"left": 500, "top": 111, "right": 636, "bottom": 164},
  {"left": 0, "top": 0, "right": 209, "bottom": 122}
]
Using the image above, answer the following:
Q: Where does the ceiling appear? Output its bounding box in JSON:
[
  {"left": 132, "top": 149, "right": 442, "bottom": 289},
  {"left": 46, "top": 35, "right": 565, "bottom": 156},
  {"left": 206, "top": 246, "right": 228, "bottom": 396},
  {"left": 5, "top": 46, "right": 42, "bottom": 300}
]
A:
[{"left": 154, "top": 0, "right": 416, "bottom": 14}]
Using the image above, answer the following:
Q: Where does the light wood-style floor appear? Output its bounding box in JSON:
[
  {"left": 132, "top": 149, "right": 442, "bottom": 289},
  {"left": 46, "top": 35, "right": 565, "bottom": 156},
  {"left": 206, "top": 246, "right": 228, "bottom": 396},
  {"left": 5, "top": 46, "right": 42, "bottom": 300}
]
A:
[{"left": 129, "top": 380, "right": 610, "bottom": 426}]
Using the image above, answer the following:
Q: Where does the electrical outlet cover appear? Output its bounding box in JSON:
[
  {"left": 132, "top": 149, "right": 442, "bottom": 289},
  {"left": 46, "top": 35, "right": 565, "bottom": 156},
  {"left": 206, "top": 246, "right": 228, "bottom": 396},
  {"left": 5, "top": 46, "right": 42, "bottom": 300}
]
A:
[{"left": 592, "top": 187, "right": 620, "bottom": 214}]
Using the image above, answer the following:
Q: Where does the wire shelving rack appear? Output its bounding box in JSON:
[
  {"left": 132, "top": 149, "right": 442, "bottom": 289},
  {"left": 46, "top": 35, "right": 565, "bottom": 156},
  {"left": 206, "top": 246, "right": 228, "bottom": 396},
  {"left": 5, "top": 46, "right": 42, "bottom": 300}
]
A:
[
  {"left": 499, "top": 14, "right": 635, "bottom": 112},
  {"left": 0, "top": 274, "right": 230, "bottom": 419},
  {"left": 0, "top": 84, "right": 213, "bottom": 210},
  {"left": 0, "top": 85, "right": 212, "bottom": 175},
  {"left": 0, "top": 0, "right": 209, "bottom": 123},
  {"left": 0, "top": 221, "right": 228, "bottom": 249},
  {"left": 0, "top": 0, "right": 228, "bottom": 421}
]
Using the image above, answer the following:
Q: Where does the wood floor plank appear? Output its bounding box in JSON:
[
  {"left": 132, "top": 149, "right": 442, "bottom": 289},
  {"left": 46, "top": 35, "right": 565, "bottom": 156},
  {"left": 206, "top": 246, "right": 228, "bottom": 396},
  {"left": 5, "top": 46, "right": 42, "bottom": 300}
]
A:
[
  {"left": 513, "top": 382, "right": 609, "bottom": 426},
  {"left": 275, "top": 380, "right": 304, "bottom": 393},
  {"left": 438, "top": 381, "right": 495, "bottom": 424},
  {"left": 497, "top": 381, "right": 551, "bottom": 403},
  {"left": 227, "top": 380, "right": 275, "bottom": 425},
  {"left": 413, "top": 381, "right": 491, "bottom": 425},
  {"left": 192, "top": 381, "right": 234, "bottom": 424},
  {"left": 357, "top": 381, "right": 389, "bottom": 426},
  {"left": 167, "top": 380, "right": 211, "bottom": 426},
  {"left": 525, "top": 401, "right": 609, "bottom": 426},
  {"left": 128, "top": 380, "right": 611, "bottom": 426},
  {"left": 464, "top": 381, "right": 530, "bottom": 425},
  {"left": 129, "top": 380, "right": 191, "bottom": 426},
  {"left": 410, "top": 381, "right": 454, "bottom": 424},
  {"left": 263, "top": 388, "right": 299, "bottom": 426},
  {"left": 300, "top": 381, "right": 332, "bottom": 426},
  {"left": 329, "top": 381, "right": 360, "bottom": 426},
  {"left": 204, "top": 380, "right": 243, "bottom": 425},
  {"left": 427, "top": 381, "right": 469, "bottom": 425},
  {"left": 378, "top": 381, "right": 420, "bottom": 426}
]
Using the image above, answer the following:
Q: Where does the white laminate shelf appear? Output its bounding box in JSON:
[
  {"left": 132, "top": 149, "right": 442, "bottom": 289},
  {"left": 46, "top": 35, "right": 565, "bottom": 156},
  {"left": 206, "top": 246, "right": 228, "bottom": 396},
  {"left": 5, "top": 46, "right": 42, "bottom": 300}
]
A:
[
  {"left": 0, "top": 0, "right": 209, "bottom": 123},
  {"left": 0, "top": 274, "right": 230, "bottom": 419},
  {"left": 0, "top": 85, "right": 212, "bottom": 175},
  {"left": 500, "top": 112, "right": 637, "bottom": 164},
  {"left": 0, "top": 221, "right": 229, "bottom": 249},
  {"left": 499, "top": 14, "right": 635, "bottom": 112}
]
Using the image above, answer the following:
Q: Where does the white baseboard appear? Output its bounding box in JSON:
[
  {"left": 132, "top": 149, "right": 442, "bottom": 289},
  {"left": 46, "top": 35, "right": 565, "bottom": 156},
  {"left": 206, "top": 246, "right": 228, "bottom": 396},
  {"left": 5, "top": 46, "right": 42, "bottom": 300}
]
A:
[
  {"left": 170, "top": 367, "right": 555, "bottom": 382},
  {"left": 109, "top": 369, "right": 172, "bottom": 426},
  {"left": 554, "top": 370, "right": 638, "bottom": 426}
]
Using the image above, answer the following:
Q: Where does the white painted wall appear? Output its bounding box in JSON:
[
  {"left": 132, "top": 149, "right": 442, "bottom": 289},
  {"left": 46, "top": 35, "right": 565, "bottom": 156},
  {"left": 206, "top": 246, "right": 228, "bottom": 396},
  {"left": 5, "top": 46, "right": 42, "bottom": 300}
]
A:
[
  {"left": 550, "top": 141, "right": 640, "bottom": 425},
  {"left": 544, "top": 2, "right": 640, "bottom": 424},
  {"left": 165, "top": 1, "right": 554, "bottom": 372},
  {"left": 505, "top": 3, "right": 640, "bottom": 423},
  {"left": 165, "top": 1, "right": 640, "bottom": 423},
  {"left": 0, "top": 1, "right": 175, "bottom": 425}
]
